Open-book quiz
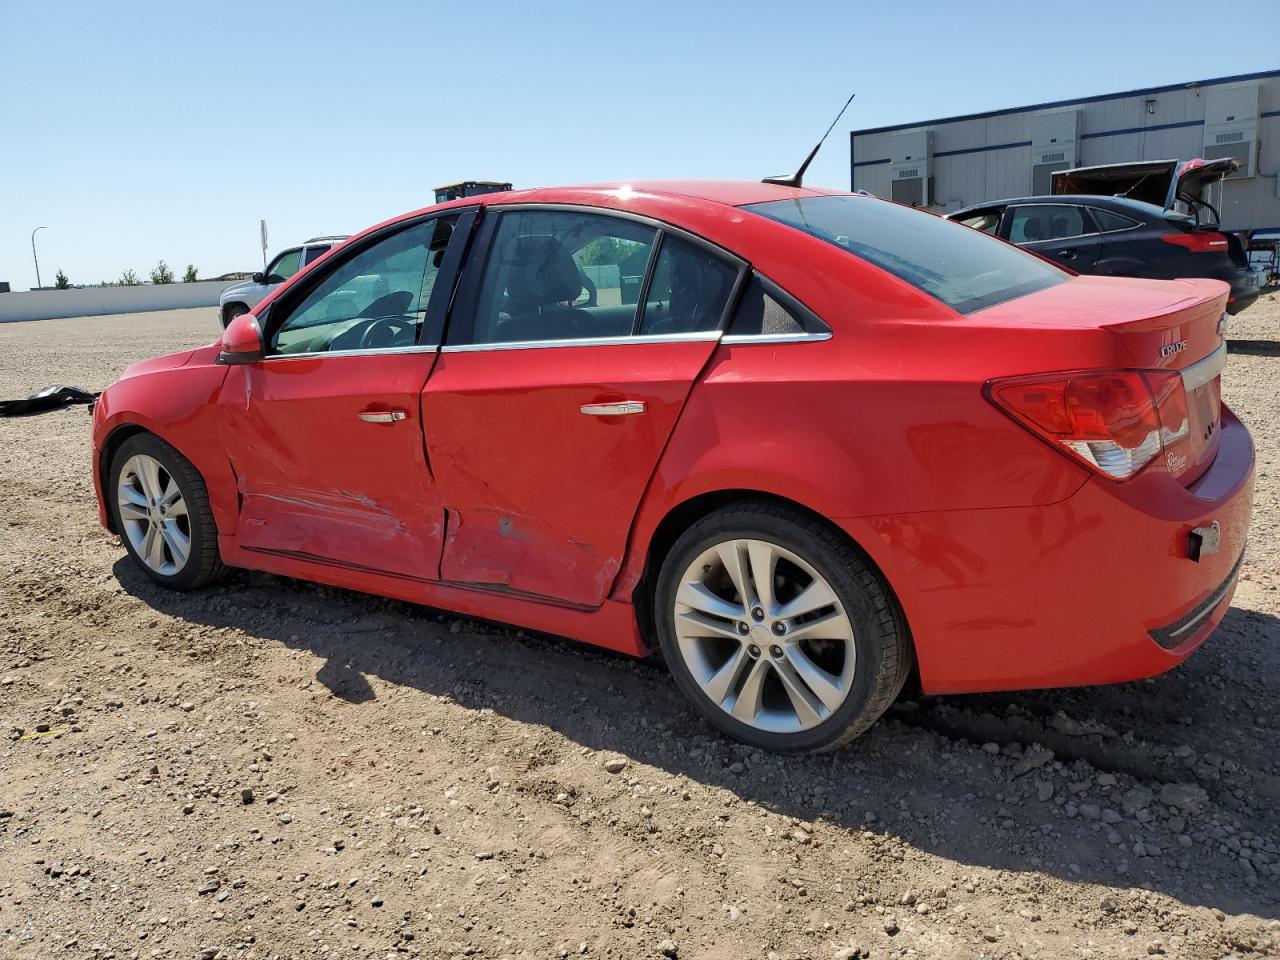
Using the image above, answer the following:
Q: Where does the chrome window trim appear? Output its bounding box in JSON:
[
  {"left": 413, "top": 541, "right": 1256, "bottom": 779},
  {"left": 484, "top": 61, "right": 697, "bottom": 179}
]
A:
[
  {"left": 263, "top": 344, "right": 440, "bottom": 362},
  {"left": 721, "top": 332, "right": 832, "bottom": 345},
  {"left": 1022, "top": 232, "right": 1097, "bottom": 244},
  {"left": 440, "top": 331, "right": 722, "bottom": 353},
  {"left": 1180, "top": 343, "right": 1227, "bottom": 391}
]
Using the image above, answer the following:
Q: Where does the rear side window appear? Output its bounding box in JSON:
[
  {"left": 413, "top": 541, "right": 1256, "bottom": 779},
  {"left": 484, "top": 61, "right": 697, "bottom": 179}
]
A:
[
  {"left": 727, "top": 275, "right": 829, "bottom": 337},
  {"left": 1091, "top": 208, "right": 1141, "bottom": 233},
  {"left": 1007, "top": 205, "right": 1094, "bottom": 243},
  {"left": 302, "top": 244, "right": 331, "bottom": 265},
  {"left": 638, "top": 235, "right": 738, "bottom": 335},
  {"left": 744, "top": 196, "right": 1066, "bottom": 315}
]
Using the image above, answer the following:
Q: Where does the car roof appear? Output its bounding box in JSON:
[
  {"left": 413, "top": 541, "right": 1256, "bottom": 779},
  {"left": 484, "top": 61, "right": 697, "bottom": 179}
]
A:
[
  {"left": 353, "top": 180, "right": 850, "bottom": 249},
  {"left": 407, "top": 179, "right": 843, "bottom": 217},
  {"left": 949, "top": 194, "right": 1164, "bottom": 219}
]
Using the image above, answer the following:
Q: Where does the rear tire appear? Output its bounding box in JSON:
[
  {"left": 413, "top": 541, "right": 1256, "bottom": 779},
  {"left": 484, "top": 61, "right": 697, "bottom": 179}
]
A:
[
  {"left": 221, "top": 302, "right": 249, "bottom": 328},
  {"left": 108, "top": 433, "right": 226, "bottom": 591},
  {"left": 654, "top": 502, "right": 910, "bottom": 753}
]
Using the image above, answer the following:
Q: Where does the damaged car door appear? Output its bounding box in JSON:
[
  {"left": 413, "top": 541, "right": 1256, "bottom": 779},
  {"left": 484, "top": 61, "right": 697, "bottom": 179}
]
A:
[
  {"left": 217, "top": 211, "right": 473, "bottom": 578},
  {"left": 423, "top": 207, "right": 744, "bottom": 607}
]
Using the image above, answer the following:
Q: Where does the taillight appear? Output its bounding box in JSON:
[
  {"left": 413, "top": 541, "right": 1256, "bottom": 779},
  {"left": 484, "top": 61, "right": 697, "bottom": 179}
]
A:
[
  {"left": 988, "top": 369, "right": 1190, "bottom": 480},
  {"left": 1161, "top": 231, "right": 1229, "bottom": 253}
]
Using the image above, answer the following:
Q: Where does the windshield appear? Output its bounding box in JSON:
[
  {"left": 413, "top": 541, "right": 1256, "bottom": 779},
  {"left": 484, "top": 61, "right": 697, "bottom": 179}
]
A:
[{"left": 744, "top": 196, "right": 1067, "bottom": 314}]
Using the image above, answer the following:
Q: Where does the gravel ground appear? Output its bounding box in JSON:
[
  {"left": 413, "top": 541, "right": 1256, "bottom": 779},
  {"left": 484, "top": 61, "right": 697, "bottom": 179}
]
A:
[{"left": 1, "top": 297, "right": 1278, "bottom": 960}]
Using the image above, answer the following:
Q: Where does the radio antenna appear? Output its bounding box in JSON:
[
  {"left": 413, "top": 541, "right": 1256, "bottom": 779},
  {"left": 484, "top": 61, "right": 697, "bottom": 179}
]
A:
[{"left": 763, "top": 91, "right": 856, "bottom": 188}]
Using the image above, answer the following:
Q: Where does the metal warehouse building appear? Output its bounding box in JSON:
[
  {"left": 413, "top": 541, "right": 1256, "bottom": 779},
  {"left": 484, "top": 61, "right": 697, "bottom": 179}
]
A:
[{"left": 850, "top": 69, "right": 1280, "bottom": 231}]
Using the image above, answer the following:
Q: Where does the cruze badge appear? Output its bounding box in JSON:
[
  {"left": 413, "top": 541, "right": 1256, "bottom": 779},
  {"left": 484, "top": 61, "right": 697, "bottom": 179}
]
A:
[{"left": 1160, "top": 340, "right": 1189, "bottom": 359}]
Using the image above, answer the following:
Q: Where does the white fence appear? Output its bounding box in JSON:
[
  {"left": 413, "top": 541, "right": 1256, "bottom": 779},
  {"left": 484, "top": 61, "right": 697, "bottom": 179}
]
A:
[{"left": 0, "top": 280, "right": 237, "bottom": 323}]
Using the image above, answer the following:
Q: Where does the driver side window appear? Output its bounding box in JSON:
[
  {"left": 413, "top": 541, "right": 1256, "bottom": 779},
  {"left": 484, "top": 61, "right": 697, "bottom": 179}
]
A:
[
  {"left": 270, "top": 216, "right": 457, "bottom": 356},
  {"left": 266, "top": 249, "right": 302, "bottom": 283}
]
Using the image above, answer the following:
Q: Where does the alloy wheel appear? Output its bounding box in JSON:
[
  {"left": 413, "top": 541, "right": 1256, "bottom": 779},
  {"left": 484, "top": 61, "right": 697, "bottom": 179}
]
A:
[
  {"left": 117, "top": 453, "right": 191, "bottom": 576},
  {"left": 672, "top": 538, "right": 856, "bottom": 734}
]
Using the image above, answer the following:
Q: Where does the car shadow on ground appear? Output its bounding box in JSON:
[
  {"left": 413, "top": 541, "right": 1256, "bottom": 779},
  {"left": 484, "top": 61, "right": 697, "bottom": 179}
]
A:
[{"left": 115, "top": 559, "right": 1280, "bottom": 921}]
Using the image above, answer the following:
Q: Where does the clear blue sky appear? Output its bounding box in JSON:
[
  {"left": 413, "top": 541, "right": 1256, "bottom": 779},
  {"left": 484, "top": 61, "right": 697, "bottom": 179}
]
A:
[{"left": 1, "top": 1, "right": 1275, "bottom": 290}]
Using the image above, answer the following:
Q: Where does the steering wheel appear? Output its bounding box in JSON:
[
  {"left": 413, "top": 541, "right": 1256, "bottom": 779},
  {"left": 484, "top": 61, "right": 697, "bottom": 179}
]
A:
[{"left": 358, "top": 315, "right": 416, "bottom": 350}]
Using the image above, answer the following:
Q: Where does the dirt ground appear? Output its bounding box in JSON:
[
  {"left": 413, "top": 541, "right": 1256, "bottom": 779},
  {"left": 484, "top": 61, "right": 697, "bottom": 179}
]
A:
[{"left": 1, "top": 294, "right": 1278, "bottom": 960}]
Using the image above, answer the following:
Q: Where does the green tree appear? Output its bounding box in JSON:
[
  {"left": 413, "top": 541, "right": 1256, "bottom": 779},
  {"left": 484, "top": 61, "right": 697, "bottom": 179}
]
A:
[
  {"left": 120, "top": 269, "right": 141, "bottom": 286},
  {"left": 150, "top": 260, "right": 174, "bottom": 284},
  {"left": 577, "top": 236, "right": 633, "bottom": 267},
  {"left": 183, "top": 264, "right": 198, "bottom": 283},
  {"left": 54, "top": 269, "right": 70, "bottom": 290}
]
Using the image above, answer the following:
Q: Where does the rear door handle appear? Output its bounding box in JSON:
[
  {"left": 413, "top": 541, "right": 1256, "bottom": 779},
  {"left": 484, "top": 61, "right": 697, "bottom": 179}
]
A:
[
  {"left": 580, "top": 401, "right": 646, "bottom": 416},
  {"left": 358, "top": 409, "right": 407, "bottom": 423},
  {"left": 1055, "top": 249, "right": 1077, "bottom": 259}
]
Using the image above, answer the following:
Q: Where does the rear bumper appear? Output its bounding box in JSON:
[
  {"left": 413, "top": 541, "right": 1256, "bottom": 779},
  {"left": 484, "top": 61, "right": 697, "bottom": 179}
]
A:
[
  {"left": 840, "top": 405, "right": 1254, "bottom": 695},
  {"left": 1225, "top": 275, "right": 1259, "bottom": 314}
]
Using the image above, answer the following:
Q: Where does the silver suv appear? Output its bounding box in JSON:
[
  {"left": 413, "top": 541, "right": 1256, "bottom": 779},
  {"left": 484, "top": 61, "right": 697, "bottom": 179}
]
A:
[{"left": 219, "top": 236, "right": 349, "bottom": 327}]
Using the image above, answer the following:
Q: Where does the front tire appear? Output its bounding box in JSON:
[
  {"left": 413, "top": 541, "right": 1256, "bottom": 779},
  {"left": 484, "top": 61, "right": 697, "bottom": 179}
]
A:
[
  {"left": 221, "top": 302, "right": 249, "bottom": 328},
  {"left": 655, "top": 503, "right": 910, "bottom": 753},
  {"left": 108, "top": 433, "right": 225, "bottom": 590}
]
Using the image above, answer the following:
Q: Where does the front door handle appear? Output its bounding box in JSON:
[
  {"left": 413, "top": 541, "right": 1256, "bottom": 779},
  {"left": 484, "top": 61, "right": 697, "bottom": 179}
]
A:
[
  {"left": 358, "top": 409, "right": 407, "bottom": 423},
  {"left": 1055, "top": 249, "right": 1077, "bottom": 259},
  {"left": 580, "top": 401, "right": 646, "bottom": 416}
]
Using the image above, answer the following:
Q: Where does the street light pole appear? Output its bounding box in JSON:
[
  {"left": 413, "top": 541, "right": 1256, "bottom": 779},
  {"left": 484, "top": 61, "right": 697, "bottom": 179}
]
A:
[{"left": 31, "top": 226, "right": 48, "bottom": 289}]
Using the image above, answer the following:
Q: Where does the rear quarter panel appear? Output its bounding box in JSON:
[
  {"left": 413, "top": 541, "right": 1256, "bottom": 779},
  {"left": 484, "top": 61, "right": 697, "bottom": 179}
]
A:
[{"left": 611, "top": 240, "right": 1128, "bottom": 601}]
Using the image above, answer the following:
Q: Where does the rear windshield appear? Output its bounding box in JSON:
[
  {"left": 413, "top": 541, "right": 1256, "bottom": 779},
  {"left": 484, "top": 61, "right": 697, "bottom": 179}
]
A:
[{"left": 743, "top": 195, "right": 1067, "bottom": 314}]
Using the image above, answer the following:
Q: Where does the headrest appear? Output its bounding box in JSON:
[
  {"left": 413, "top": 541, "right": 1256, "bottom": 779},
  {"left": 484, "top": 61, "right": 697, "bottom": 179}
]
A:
[{"left": 506, "top": 235, "right": 581, "bottom": 307}]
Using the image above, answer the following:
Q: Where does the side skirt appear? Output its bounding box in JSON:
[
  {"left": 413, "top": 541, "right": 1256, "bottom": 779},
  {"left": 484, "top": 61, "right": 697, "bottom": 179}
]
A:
[{"left": 218, "top": 536, "right": 647, "bottom": 657}]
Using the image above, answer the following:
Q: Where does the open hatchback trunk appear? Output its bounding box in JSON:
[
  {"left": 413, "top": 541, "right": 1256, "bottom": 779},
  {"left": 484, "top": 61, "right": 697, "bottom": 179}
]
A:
[
  {"left": 982, "top": 276, "right": 1228, "bottom": 487},
  {"left": 1050, "top": 157, "right": 1241, "bottom": 224}
]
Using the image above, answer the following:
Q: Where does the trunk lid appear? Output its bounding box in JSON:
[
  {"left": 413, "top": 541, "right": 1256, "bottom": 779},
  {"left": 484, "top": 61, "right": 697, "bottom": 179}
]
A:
[
  {"left": 1051, "top": 157, "right": 1240, "bottom": 220},
  {"left": 979, "top": 275, "right": 1229, "bottom": 484}
]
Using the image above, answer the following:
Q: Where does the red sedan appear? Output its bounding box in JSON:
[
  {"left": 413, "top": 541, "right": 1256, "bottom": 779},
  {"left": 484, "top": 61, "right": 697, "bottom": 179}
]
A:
[{"left": 91, "top": 181, "right": 1254, "bottom": 753}]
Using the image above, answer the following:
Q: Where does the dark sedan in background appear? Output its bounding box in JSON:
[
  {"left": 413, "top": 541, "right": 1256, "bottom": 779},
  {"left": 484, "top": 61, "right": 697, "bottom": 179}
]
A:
[{"left": 949, "top": 158, "right": 1260, "bottom": 314}]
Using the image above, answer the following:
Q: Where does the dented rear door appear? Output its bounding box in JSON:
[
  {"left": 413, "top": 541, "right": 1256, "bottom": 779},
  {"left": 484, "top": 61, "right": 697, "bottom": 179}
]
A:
[{"left": 422, "top": 338, "right": 719, "bottom": 607}]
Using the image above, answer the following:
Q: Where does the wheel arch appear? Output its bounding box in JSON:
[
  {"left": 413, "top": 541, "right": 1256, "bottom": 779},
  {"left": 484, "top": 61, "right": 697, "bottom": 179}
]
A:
[
  {"left": 220, "top": 301, "right": 250, "bottom": 327},
  {"left": 1092, "top": 258, "right": 1152, "bottom": 278},
  {"left": 98, "top": 423, "right": 152, "bottom": 533},
  {"left": 627, "top": 488, "right": 914, "bottom": 661}
]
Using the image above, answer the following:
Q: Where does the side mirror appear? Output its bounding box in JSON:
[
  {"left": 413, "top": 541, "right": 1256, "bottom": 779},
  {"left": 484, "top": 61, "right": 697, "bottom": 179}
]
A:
[
  {"left": 217, "top": 311, "right": 265, "bottom": 365},
  {"left": 252, "top": 271, "right": 267, "bottom": 284}
]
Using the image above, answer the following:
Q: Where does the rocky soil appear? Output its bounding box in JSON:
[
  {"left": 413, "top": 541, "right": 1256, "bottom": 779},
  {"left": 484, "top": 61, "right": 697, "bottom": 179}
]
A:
[{"left": 1, "top": 298, "right": 1278, "bottom": 960}]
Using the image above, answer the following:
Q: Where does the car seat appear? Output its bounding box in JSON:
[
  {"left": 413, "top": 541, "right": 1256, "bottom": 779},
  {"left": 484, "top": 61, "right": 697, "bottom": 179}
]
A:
[
  {"left": 647, "top": 253, "right": 731, "bottom": 335},
  {"left": 496, "top": 235, "right": 584, "bottom": 341}
]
